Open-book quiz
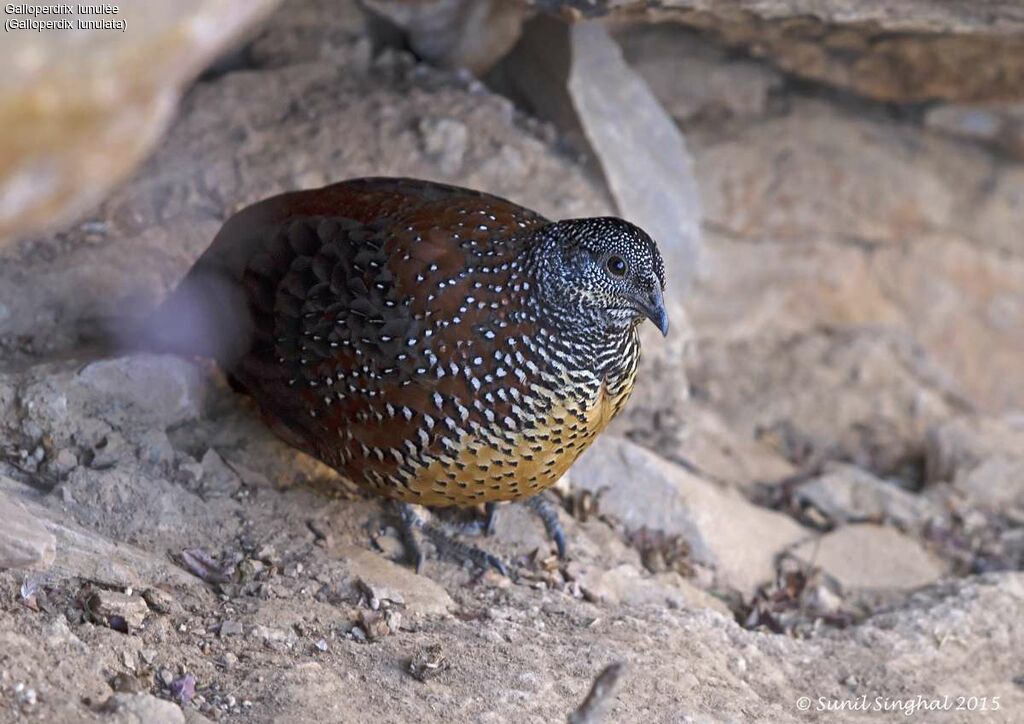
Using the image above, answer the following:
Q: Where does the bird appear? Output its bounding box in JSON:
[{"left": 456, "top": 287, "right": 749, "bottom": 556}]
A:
[{"left": 147, "top": 177, "right": 669, "bottom": 569}]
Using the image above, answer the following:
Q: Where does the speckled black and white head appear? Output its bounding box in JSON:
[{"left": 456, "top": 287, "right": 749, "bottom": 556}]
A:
[{"left": 532, "top": 217, "right": 669, "bottom": 337}]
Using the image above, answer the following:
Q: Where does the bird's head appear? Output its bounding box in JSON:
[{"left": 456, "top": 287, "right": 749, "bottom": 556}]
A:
[{"left": 535, "top": 217, "right": 669, "bottom": 337}]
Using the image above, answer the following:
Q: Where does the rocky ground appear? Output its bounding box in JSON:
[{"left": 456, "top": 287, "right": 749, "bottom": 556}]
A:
[{"left": 1, "top": 1, "right": 1023, "bottom": 722}]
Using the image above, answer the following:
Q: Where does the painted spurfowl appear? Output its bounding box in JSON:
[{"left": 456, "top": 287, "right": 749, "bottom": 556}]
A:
[{"left": 149, "top": 177, "right": 669, "bottom": 571}]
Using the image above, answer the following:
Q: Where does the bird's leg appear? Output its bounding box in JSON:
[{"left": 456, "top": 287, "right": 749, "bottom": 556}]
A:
[
  {"left": 395, "top": 502, "right": 427, "bottom": 573},
  {"left": 393, "top": 502, "right": 509, "bottom": 576},
  {"left": 524, "top": 494, "right": 568, "bottom": 559},
  {"left": 479, "top": 494, "right": 568, "bottom": 559},
  {"left": 483, "top": 502, "right": 500, "bottom": 536}
]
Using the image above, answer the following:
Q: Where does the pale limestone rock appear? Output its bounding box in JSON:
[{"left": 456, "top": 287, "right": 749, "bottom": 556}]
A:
[
  {"left": 578, "top": 563, "right": 731, "bottom": 614},
  {"left": 339, "top": 546, "right": 454, "bottom": 616},
  {"left": 0, "top": 476, "right": 199, "bottom": 589},
  {"left": 792, "top": 524, "right": 946, "bottom": 592},
  {"left": 1, "top": 0, "right": 281, "bottom": 244},
  {"left": 926, "top": 416, "right": 1024, "bottom": 508},
  {"left": 614, "top": 22, "right": 782, "bottom": 122},
  {"left": 88, "top": 590, "right": 150, "bottom": 630},
  {"left": 795, "top": 463, "right": 940, "bottom": 527},
  {"left": 0, "top": 490, "right": 56, "bottom": 570},
  {"left": 100, "top": 693, "right": 185, "bottom": 724},
  {"left": 571, "top": 436, "right": 808, "bottom": 594},
  {"left": 647, "top": 402, "right": 796, "bottom": 490},
  {"left": 569, "top": 20, "right": 701, "bottom": 294},
  {"left": 522, "top": 1, "right": 1024, "bottom": 102},
  {"left": 926, "top": 102, "right": 1024, "bottom": 159},
  {"left": 364, "top": 0, "right": 527, "bottom": 75}
]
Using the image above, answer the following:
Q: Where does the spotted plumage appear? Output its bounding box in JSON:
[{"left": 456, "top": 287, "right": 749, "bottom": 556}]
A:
[{"left": 163, "top": 178, "right": 668, "bottom": 506}]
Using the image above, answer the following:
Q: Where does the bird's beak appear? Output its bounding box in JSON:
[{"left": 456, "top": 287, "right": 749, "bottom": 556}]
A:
[{"left": 642, "top": 286, "right": 670, "bottom": 337}]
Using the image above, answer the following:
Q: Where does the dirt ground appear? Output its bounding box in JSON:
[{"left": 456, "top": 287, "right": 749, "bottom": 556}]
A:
[{"left": 2, "top": 1, "right": 1023, "bottom": 722}]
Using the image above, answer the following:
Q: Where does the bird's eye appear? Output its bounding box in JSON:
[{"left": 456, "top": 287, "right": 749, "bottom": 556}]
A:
[{"left": 606, "top": 255, "right": 627, "bottom": 277}]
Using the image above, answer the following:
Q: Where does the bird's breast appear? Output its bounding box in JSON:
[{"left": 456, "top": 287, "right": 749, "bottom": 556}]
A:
[{"left": 399, "top": 364, "right": 637, "bottom": 506}]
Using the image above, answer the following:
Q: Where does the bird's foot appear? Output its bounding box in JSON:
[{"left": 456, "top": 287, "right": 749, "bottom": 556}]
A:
[
  {"left": 483, "top": 493, "right": 568, "bottom": 559},
  {"left": 394, "top": 502, "right": 509, "bottom": 576}
]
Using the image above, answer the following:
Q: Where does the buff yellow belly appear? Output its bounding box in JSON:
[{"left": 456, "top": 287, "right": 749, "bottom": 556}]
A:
[{"left": 406, "top": 374, "right": 636, "bottom": 507}]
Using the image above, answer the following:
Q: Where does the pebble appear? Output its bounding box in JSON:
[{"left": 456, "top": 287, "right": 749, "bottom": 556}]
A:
[
  {"left": 169, "top": 674, "right": 196, "bottom": 706},
  {"left": 15, "top": 682, "right": 37, "bottom": 707},
  {"left": 359, "top": 609, "right": 402, "bottom": 640},
  {"left": 219, "top": 620, "right": 244, "bottom": 637},
  {"left": 343, "top": 546, "right": 453, "bottom": 615},
  {"left": 51, "top": 448, "right": 79, "bottom": 475},
  {"left": 141, "top": 587, "right": 175, "bottom": 614},
  {"left": 88, "top": 590, "right": 149, "bottom": 630}
]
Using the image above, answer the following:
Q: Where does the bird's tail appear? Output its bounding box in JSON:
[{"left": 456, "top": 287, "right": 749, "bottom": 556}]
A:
[{"left": 86, "top": 266, "right": 253, "bottom": 368}]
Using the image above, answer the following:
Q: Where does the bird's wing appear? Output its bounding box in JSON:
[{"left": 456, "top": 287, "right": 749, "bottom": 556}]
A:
[{"left": 174, "top": 178, "right": 550, "bottom": 487}]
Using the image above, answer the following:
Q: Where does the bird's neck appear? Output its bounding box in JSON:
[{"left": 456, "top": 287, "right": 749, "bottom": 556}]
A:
[{"left": 521, "top": 238, "right": 641, "bottom": 385}]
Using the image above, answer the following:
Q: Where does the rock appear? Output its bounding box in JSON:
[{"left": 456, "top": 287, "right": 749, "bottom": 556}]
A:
[
  {"left": 792, "top": 524, "right": 946, "bottom": 592},
  {"left": 72, "top": 356, "right": 206, "bottom": 431},
  {"left": 578, "top": 564, "right": 731, "bottom": 614},
  {"left": 0, "top": 17, "right": 608, "bottom": 357},
  {"left": 1, "top": 0, "right": 281, "bottom": 244},
  {"left": 142, "top": 588, "right": 176, "bottom": 614},
  {"left": 219, "top": 620, "right": 244, "bottom": 637},
  {"left": 695, "top": 97, "right": 975, "bottom": 247},
  {"left": 136, "top": 431, "right": 176, "bottom": 467},
  {"left": 489, "top": 499, "right": 558, "bottom": 555},
  {"left": 926, "top": 416, "right": 1024, "bottom": 508},
  {"left": 246, "top": 0, "right": 370, "bottom": 69},
  {"left": 523, "top": 1, "right": 1024, "bottom": 102},
  {"left": 51, "top": 448, "right": 79, "bottom": 476},
  {"left": 571, "top": 436, "right": 808, "bottom": 594},
  {"left": 0, "top": 474, "right": 199, "bottom": 589},
  {"left": 341, "top": 546, "right": 454, "bottom": 616},
  {"left": 637, "top": 402, "right": 796, "bottom": 490},
  {"left": 417, "top": 117, "right": 469, "bottom": 174},
  {"left": 689, "top": 329, "right": 958, "bottom": 474},
  {"left": 250, "top": 625, "right": 297, "bottom": 647},
  {"left": 614, "top": 22, "right": 782, "bottom": 122},
  {"left": 568, "top": 21, "right": 701, "bottom": 295},
  {"left": 689, "top": 95, "right": 1024, "bottom": 416},
  {"left": 926, "top": 102, "right": 1024, "bottom": 159},
  {"left": 49, "top": 516, "right": 198, "bottom": 589},
  {"left": 951, "top": 458, "right": 1024, "bottom": 511},
  {"left": 0, "top": 490, "right": 57, "bottom": 570},
  {"left": 87, "top": 591, "right": 150, "bottom": 631},
  {"left": 12, "top": 356, "right": 205, "bottom": 449},
  {"left": 795, "top": 463, "right": 940, "bottom": 527},
  {"left": 363, "top": 0, "right": 527, "bottom": 75},
  {"left": 524, "top": 0, "right": 1024, "bottom": 34},
  {"left": 199, "top": 449, "right": 242, "bottom": 498},
  {"left": 358, "top": 608, "right": 402, "bottom": 640},
  {"left": 102, "top": 693, "right": 182, "bottom": 724}
]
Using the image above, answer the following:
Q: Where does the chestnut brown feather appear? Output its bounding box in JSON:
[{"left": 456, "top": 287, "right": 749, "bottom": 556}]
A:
[{"left": 158, "top": 178, "right": 667, "bottom": 505}]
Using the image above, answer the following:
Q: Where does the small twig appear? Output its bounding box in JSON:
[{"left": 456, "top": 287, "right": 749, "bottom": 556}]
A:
[
  {"left": 568, "top": 662, "right": 627, "bottom": 724},
  {"left": 178, "top": 548, "right": 235, "bottom": 583}
]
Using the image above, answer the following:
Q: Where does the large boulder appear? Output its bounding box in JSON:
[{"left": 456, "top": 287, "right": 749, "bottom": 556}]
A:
[
  {"left": 1, "top": 0, "right": 281, "bottom": 245},
  {"left": 522, "top": 1, "right": 1024, "bottom": 102}
]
